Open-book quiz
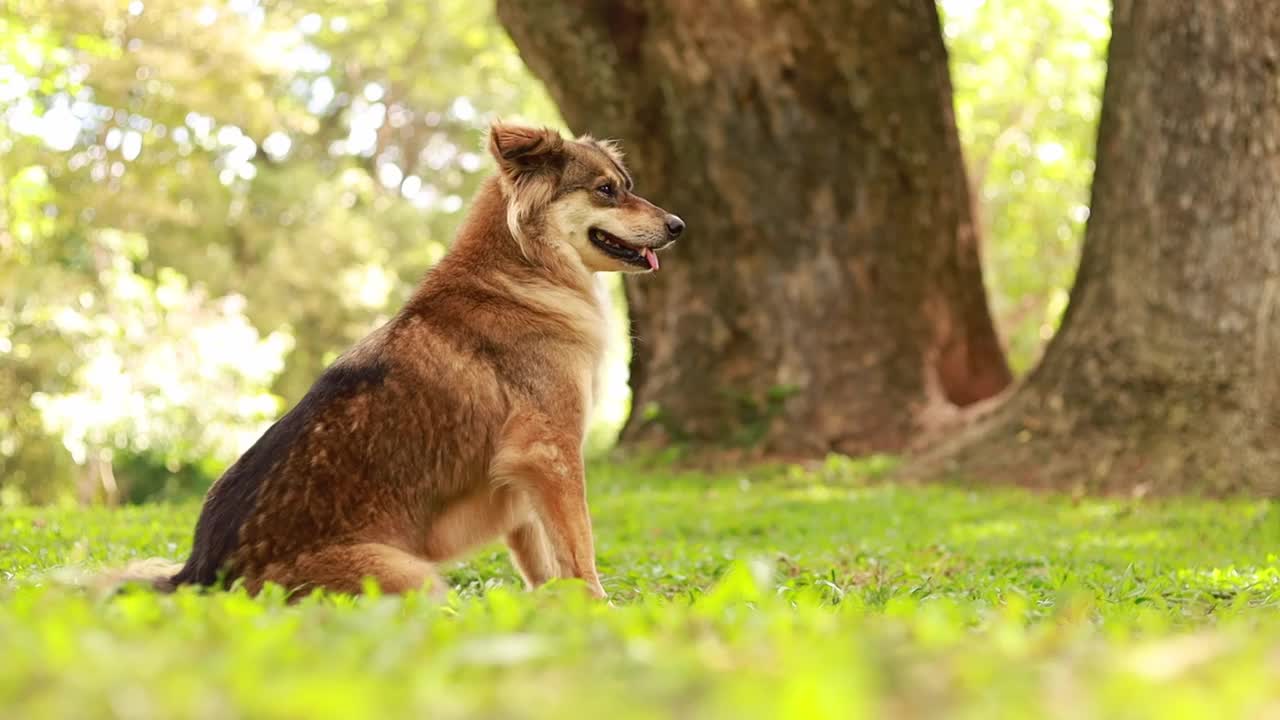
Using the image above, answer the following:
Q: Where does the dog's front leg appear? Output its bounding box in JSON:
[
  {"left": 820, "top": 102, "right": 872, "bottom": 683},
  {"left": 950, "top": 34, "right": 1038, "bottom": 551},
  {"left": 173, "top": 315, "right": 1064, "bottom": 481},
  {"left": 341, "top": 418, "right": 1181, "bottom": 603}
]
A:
[
  {"left": 493, "top": 418, "right": 605, "bottom": 599},
  {"left": 506, "top": 520, "right": 558, "bottom": 589},
  {"left": 535, "top": 478, "right": 604, "bottom": 598},
  {"left": 521, "top": 448, "right": 604, "bottom": 598}
]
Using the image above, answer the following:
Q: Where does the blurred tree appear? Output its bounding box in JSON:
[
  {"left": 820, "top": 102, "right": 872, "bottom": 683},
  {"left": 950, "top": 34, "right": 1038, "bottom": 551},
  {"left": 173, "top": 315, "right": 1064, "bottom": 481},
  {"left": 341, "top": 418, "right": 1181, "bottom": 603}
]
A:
[
  {"left": 498, "top": 0, "right": 1011, "bottom": 456},
  {"left": 1, "top": 0, "right": 1135, "bottom": 502},
  {"left": 921, "top": 0, "right": 1280, "bottom": 495},
  {"left": 1, "top": 0, "right": 559, "bottom": 501}
]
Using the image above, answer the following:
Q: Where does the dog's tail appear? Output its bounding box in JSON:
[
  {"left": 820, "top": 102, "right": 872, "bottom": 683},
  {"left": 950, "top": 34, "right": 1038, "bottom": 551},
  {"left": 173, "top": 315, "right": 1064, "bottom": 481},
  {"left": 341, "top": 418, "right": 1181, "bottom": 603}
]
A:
[{"left": 87, "top": 558, "right": 184, "bottom": 595}]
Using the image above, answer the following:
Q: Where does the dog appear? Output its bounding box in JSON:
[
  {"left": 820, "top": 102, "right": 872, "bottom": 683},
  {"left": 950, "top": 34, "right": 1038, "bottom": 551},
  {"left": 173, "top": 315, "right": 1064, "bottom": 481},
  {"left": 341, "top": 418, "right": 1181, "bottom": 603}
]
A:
[{"left": 129, "top": 123, "right": 682, "bottom": 599}]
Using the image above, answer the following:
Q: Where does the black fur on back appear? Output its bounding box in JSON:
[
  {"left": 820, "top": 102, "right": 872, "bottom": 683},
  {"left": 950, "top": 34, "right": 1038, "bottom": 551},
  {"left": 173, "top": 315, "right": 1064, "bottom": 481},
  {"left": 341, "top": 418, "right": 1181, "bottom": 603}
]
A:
[{"left": 168, "top": 359, "right": 389, "bottom": 588}]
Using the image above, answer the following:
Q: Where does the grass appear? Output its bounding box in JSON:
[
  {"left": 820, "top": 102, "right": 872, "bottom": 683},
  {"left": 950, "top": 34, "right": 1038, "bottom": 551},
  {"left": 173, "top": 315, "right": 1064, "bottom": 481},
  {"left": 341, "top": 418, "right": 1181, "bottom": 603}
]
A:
[{"left": 3, "top": 456, "right": 1279, "bottom": 719}]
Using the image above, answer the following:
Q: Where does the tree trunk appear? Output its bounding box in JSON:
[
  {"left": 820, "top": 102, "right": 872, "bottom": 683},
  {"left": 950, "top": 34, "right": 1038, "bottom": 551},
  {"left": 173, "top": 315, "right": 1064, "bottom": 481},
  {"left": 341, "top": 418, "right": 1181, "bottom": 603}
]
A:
[
  {"left": 916, "top": 0, "right": 1280, "bottom": 495},
  {"left": 497, "top": 0, "right": 1010, "bottom": 455}
]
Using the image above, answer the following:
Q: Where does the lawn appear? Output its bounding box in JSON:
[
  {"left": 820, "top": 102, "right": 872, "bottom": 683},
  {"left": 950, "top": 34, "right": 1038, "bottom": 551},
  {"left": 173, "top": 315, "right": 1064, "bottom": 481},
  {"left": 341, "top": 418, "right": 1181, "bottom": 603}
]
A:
[{"left": 3, "top": 457, "right": 1279, "bottom": 719}]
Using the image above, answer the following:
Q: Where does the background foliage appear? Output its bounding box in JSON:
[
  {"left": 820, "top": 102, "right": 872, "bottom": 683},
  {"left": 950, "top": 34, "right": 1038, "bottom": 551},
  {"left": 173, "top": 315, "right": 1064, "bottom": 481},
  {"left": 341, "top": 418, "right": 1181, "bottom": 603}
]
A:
[
  {"left": 943, "top": 0, "right": 1109, "bottom": 369},
  {"left": 2, "top": 0, "right": 1107, "bottom": 503}
]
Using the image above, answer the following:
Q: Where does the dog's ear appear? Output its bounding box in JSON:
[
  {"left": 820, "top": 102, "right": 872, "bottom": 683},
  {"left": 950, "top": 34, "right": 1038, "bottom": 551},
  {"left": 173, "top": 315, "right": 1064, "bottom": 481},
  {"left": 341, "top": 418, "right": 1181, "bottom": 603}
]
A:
[{"left": 489, "top": 123, "right": 565, "bottom": 180}]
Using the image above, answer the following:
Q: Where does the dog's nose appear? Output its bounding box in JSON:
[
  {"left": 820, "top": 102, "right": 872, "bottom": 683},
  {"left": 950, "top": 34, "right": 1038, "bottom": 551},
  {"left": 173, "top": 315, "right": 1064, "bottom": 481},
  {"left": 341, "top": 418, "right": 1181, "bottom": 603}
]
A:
[{"left": 665, "top": 214, "right": 685, "bottom": 239}]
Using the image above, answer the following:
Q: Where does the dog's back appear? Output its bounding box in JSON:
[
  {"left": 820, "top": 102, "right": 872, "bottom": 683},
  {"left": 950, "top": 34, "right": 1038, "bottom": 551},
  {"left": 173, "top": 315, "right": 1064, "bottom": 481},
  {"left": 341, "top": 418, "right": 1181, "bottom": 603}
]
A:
[
  {"left": 168, "top": 356, "right": 391, "bottom": 589},
  {"left": 165, "top": 287, "right": 520, "bottom": 593}
]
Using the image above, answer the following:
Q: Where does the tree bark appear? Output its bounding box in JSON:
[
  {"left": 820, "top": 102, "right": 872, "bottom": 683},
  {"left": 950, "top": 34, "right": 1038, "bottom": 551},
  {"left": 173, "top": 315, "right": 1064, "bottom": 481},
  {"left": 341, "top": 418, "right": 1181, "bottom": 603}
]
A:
[
  {"left": 916, "top": 0, "right": 1280, "bottom": 495},
  {"left": 497, "top": 0, "right": 1010, "bottom": 455}
]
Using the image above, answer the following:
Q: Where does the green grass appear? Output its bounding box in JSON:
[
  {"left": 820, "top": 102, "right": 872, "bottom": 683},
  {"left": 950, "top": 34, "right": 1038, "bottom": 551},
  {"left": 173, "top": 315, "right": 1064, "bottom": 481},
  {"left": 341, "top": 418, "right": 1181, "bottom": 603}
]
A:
[{"left": 3, "top": 457, "right": 1280, "bottom": 719}]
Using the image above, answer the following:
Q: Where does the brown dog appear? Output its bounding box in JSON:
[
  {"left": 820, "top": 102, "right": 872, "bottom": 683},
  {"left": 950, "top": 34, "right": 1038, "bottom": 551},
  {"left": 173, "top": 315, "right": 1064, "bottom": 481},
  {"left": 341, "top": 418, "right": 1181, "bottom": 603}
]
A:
[{"left": 155, "top": 123, "right": 682, "bottom": 599}]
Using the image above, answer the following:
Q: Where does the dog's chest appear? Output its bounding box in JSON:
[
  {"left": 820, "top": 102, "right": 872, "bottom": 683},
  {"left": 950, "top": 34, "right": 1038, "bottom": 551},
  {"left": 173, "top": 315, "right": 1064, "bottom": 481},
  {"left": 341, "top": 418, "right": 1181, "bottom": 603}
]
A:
[
  {"left": 552, "top": 335, "right": 605, "bottom": 439},
  {"left": 501, "top": 276, "right": 609, "bottom": 435}
]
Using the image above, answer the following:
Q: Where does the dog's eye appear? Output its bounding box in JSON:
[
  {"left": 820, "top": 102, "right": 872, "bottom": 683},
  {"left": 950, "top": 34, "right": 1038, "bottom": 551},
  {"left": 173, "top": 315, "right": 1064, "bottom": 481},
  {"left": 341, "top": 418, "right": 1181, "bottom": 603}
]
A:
[{"left": 596, "top": 183, "right": 615, "bottom": 199}]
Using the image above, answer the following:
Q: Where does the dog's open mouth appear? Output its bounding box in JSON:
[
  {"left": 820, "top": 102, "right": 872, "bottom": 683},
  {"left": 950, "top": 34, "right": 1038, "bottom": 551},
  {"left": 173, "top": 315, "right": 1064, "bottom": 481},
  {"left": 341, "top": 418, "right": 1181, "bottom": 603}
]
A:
[{"left": 589, "top": 228, "right": 660, "bottom": 271}]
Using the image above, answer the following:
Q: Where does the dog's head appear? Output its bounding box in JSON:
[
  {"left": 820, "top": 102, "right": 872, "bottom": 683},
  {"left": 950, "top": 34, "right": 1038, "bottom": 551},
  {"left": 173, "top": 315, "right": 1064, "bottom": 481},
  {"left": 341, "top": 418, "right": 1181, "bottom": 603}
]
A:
[{"left": 488, "top": 123, "right": 684, "bottom": 273}]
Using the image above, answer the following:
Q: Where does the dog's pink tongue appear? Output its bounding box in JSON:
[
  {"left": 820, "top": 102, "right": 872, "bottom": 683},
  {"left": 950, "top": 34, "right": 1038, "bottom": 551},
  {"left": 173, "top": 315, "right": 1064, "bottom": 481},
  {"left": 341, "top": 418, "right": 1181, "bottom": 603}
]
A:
[{"left": 642, "top": 247, "right": 660, "bottom": 271}]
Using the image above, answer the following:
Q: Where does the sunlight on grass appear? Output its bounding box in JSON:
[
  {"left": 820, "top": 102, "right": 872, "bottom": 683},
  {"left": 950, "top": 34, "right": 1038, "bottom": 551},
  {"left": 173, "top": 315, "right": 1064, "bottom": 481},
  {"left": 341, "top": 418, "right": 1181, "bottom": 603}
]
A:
[{"left": 3, "top": 461, "right": 1279, "bottom": 718}]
